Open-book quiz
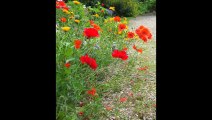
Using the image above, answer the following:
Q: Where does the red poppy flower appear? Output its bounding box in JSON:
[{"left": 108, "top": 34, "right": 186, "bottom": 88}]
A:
[
  {"left": 56, "top": 1, "right": 66, "bottom": 7},
  {"left": 133, "top": 45, "right": 143, "bottom": 53},
  {"left": 83, "top": 28, "right": 99, "bottom": 39},
  {"left": 135, "top": 29, "right": 141, "bottom": 34},
  {"left": 87, "top": 88, "right": 96, "bottom": 96},
  {"left": 80, "top": 54, "right": 89, "bottom": 64},
  {"left": 137, "top": 66, "right": 148, "bottom": 71},
  {"left": 112, "top": 50, "right": 120, "bottom": 58},
  {"left": 112, "top": 49, "right": 128, "bottom": 60},
  {"left": 118, "top": 23, "right": 127, "bottom": 31},
  {"left": 135, "top": 26, "right": 152, "bottom": 42},
  {"left": 65, "top": 62, "right": 71, "bottom": 68},
  {"left": 78, "top": 111, "right": 83, "bottom": 116},
  {"left": 127, "top": 32, "right": 135, "bottom": 38},
  {"left": 88, "top": 59, "right": 98, "bottom": 70},
  {"left": 101, "top": 3, "right": 104, "bottom": 6},
  {"left": 60, "top": 17, "right": 67, "bottom": 22},
  {"left": 114, "top": 16, "right": 121, "bottom": 22},
  {"left": 74, "top": 40, "right": 82, "bottom": 49},
  {"left": 80, "top": 54, "right": 98, "bottom": 70},
  {"left": 56, "top": 1, "right": 67, "bottom": 9},
  {"left": 120, "top": 97, "right": 127, "bottom": 102}
]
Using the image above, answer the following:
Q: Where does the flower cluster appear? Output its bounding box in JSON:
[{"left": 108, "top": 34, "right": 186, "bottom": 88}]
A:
[
  {"left": 56, "top": 1, "right": 69, "bottom": 10},
  {"left": 114, "top": 16, "right": 121, "bottom": 22},
  {"left": 135, "top": 26, "right": 152, "bottom": 42},
  {"left": 127, "top": 32, "right": 135, "bottom": 38},
  {"left": 118, "top": 23, "right": 127, "bottom": 31},
  {"left": 112, "top": 49, "right": 128, "bottom": 60},
  {"left": 83, "top": 28, "right": 99, "bottom": 39},
  {"left": 80, "top": 54, "right": 98, "bottom": 70}
]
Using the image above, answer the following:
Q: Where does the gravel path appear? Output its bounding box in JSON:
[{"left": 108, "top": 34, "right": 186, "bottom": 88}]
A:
[
  {"left": 101, "top": 13, "right": 156, "bottom": 120},
  {"left": 128, "top": 13, "right": 156, "bottom": 120}
]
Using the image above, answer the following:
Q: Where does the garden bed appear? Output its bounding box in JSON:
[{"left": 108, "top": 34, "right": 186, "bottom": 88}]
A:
[{"left": 56, "top": 1, "right": 156, "bottom": 119}]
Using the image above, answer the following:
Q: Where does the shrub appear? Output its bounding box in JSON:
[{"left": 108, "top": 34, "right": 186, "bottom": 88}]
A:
[
  {"left": 101, "top": 0, "right": 139, "bottom": 17},
  {"left": 138, "top": 0, "right": 156, "bottom": 14},
  {"left": 147, "top": 0, "right": 156, "bottom": 12},
  {"left": 79, "top": 0, "right": 140, "bottom": 17},
  {"left": 79, "top": 0, "right": 100, "bottom": 6}
]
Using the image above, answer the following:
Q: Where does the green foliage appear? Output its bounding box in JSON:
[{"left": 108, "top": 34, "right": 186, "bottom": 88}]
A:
[
  {"left": 138, "top": 0, "right": 156, "bottom": 14},
  {"left": 102, "top": 0, "right": 139, "bottom": 17},
  {"left": 57, "top": 1, "right": 133, "bottom": 120},
  {"left": 79, "top": 0, "right": 100, "bottom": 6},
  {"left": 79, "top": 0, "right": 156, "bottom": 16}
]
